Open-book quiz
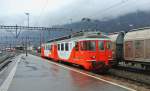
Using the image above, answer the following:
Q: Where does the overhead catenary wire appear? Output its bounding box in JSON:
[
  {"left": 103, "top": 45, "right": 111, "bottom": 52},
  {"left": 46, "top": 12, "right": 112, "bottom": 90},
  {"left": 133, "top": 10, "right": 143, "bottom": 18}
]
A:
[{"left": 89, "top": 0, "right": 130, "bottom": 19}]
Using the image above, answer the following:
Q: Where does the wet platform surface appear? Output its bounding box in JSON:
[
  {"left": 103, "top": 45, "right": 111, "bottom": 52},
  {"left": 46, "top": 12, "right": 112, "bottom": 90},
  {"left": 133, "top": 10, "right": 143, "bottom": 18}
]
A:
[{"left": 7, "top": 54, "right": 132, "bottom": 91}]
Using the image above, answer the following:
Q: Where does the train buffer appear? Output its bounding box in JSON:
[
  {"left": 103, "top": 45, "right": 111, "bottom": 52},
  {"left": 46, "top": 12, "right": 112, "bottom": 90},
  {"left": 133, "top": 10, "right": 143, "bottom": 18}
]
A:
[{"left": 0, "top": 54, "right": 135, "bottom": 91}]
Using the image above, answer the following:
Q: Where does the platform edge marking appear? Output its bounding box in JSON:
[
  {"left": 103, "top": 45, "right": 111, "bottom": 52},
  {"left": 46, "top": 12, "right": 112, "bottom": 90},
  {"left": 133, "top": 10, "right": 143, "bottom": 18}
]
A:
[{"left": 47, "top": 60, "right": 136, "bottom": 91}]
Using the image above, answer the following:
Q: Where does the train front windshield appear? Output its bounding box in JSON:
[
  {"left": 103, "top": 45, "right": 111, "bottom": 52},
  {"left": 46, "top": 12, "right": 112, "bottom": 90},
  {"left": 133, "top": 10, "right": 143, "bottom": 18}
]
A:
[
  {"left": 80, "top": 40, "right": 111, "bottom": 51},
  {"left": 80, "top": 41, "right": 96, "bottom": 51},
  {"left": 98, "top": 41, "right": 112, "bottom": 50},
  {"left": 98, "top": 41, "right": 104, "bottom": 50}
]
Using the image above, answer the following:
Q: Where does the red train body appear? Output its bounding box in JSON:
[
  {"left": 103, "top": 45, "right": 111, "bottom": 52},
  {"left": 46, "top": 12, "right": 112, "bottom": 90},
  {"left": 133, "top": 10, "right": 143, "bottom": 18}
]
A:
[{"left": 41, "top": 31, "right": 113, "bottom": 72}]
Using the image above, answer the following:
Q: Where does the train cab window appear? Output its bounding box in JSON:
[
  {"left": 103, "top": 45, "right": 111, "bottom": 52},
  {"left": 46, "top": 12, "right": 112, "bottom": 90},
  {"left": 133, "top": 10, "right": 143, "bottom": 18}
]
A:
[
  {"left": 65, "top": 43, "right": 69, "bottom": 51},
  {"left": 80, "top": 41, "right": 96, "bottom": 51},
  {"left": 98, "top": 41, "right": 104, "bottom": 50},
  {"left": 106, "top": 42, "right": 112, "bottom": 50},
  {"left": 75, "top": 42, "right": 79, "bottom": 51},
  {"left": 88, "top": 41, "right": 96, "bottom": 51},
  {"left": 61, "top": 43, "right": 64, "bottom": 51},
  {"left": 58, "top": 44, "right": 60, "bottom": 51}
]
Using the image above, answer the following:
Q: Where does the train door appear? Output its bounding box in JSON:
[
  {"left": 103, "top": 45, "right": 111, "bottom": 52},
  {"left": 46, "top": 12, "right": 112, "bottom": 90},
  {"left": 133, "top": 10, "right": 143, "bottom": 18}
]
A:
[
  {"left": 97, "top": 40, "right": 106, "bottom": 62},
  {"left": 74, "top": 42, "right": 80, "bottom": 60},
  {"left": 41, "top": 44, "right": 45, "bottom": 57},
  {"left": 53, "top": 44, "right": 58, "bottom": 60}
]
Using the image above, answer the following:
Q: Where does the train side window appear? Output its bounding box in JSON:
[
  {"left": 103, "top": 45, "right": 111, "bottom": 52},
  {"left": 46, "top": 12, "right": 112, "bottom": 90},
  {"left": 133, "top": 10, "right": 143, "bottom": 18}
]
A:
[
  {"left": 58, "top": 44, "right": 60, "bottom": 51},
  {"left": 44, "top": 45, "right": 45, "bottom": 49},
  {"left": 70, "top": 43, "right": 72, "bottom": 49},
  {"left": 65, "top": 43, "right": 69, "bottom": 51},
  {"left": 47, "top": 45, "right": 49, "bottom": 50},
  {"left": 75, "top": 42, "right": 79, "bottom": 51},
  {"left": 46, "top": 45, "right": 48, "bottom": 50},
  {"left": 98, "top": 41, "right": 104, "bottom": 50},
  {"left": 50, "top": 45, "right": 52, "bottom": 50},
  {"left": 61, "top": 43, "right": 64, "bottom": 51}
]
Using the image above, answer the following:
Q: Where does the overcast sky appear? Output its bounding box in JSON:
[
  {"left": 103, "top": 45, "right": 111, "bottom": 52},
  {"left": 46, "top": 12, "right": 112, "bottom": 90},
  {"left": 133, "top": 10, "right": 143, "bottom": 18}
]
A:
[{"left": 0, "top": 0, "right": 150, "bottom": 27}]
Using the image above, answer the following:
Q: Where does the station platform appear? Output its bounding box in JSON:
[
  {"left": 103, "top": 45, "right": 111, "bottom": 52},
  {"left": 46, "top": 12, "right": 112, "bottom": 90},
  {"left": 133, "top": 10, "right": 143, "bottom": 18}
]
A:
[{"left": 0, "top": 54, "right": 135, "bottom": 91}]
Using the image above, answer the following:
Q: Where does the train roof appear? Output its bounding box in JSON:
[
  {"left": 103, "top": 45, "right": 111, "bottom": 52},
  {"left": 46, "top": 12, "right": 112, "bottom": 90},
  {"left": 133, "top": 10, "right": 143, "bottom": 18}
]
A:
[
  {"left": 125, "top": 27, "right": 150, "bottom": 40},
  {"left": 108, "top": 34, "right": 118, "bottom": 42},
  {"left": 108, "top": 26, "right": 150, "bottom": 41},
  {"left": 47, "top": 31, "right": 110, "bottom": 43},
  {"left": 108, "top": 31, "right": 125, "bottom": 42},
  {"left": 129, "top": 26, "right": 150, "bottom": 32}
]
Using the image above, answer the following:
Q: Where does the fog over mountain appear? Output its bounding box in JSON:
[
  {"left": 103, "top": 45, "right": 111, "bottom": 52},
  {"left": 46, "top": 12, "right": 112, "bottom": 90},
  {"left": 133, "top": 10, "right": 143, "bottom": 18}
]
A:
[{"left": 61, "top": 11, "right": 150, "bottom": 33}]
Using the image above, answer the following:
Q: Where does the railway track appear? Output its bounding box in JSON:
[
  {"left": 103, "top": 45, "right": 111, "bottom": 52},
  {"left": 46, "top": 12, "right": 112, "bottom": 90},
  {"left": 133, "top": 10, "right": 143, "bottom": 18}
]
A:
[
  {"left": 50, "top": 58, "right": 150, "bottom": 88},
  {"left": 31, "top": 52, "right": 150, "bottom": 87},
  {"left": 0, "top": 53, "right": 15, "bottom": 71},
  {"left": 109, "top": 65, "right": 150, "bottom": 85},
  {"left": 113, "top": 65, "right": 150, "bottom": 75}
]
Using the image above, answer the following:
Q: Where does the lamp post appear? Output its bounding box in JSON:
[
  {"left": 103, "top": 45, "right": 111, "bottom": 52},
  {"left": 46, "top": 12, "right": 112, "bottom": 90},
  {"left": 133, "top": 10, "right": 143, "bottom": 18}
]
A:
[
  {"left": 25, "top": 13, "right": 30, "bottom": 27},
  {"left": 25, "top": 12, "right": 30, "bottom": 56}
]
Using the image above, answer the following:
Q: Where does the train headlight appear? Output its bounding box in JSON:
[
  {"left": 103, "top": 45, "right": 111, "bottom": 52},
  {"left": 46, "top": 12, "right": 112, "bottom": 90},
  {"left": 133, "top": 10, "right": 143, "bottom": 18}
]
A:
[
  {"left": 108, "top": 55, "right": 112, "bottom": 58},
  {"left": 112, "top": 51, "right": 115, "bottom": 56},
  {"left": 90, "top": 56, "right": 96, "bottom": 59},
  {"left": 112, "top": 51, "right": 115, "bottom": 55}
]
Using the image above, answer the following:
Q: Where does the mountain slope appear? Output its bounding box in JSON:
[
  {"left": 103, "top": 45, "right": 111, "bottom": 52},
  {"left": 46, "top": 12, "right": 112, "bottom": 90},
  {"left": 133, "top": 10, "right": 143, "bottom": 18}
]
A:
[{"left": 61, "top": 11, "right": 150, "bottom": 33}]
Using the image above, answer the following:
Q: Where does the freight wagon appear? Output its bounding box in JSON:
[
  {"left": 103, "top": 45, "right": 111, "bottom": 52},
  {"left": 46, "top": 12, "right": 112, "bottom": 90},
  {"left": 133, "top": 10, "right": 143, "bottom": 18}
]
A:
[{"left": 109, "top": 27, "right": 150, "bottom": 69}]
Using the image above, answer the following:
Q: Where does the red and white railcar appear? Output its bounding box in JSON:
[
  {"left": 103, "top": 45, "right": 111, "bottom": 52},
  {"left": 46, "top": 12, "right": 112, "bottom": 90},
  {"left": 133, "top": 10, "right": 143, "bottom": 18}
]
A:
[{"left": 41, "top": 31, "right": 113, "bottom": 72}]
